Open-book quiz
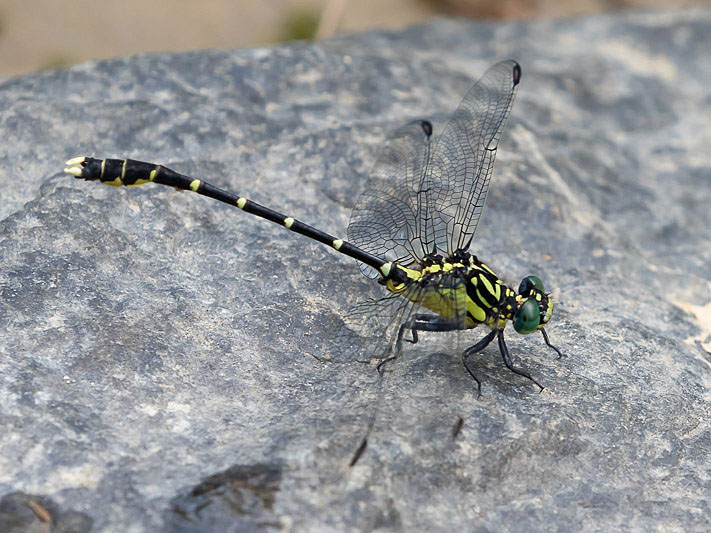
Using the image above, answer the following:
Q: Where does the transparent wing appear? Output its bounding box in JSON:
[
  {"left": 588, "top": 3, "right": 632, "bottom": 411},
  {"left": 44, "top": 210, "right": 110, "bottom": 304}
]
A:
[
  {"left": 347, "top": 120, "right": 433, "bottom": 278},
  {"left": 347, "top": 61, "right": 520, "bottom": 276},
  {"left": 424, "top": 60, "right": 521, "bottom": 256},
  {"left": 332, "top": 271, "right": 472, "bottom": 364},
  {"left": 333, "top": 291, "right": 424, "bottom": 363}
]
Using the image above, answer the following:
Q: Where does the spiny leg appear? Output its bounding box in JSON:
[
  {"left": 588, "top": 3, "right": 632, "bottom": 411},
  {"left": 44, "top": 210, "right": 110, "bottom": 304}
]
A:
[
  {"left": 376, "top": 315, "right": 462, "bottom": 375},
  {"left": 461, "top": 329, "right": 497, "bottom": 397},
  {"left": 375, "top": 321, "right": 413, "bottom": 375},
  {"left": 497, "top": 330, "right": 544, "bottom": 392},
  {"left": 352, "top": 315, "right": 464, "bottom": 466},
  {"left": 406, "top": 314, "right": 444, "bottom": 345},
  {"left": 541, "top": 328, "right": 563, "bottom": 359}
]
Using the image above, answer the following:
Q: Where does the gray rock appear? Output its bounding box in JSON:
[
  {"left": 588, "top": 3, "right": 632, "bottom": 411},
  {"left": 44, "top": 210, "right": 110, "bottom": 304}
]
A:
[
  {"left": 1, "top": 8, "right": 710, "bottom": 531},
  {"left": 0, "top": 492, "right": 93, "bottom": 532},
  {"left": 166, "top": 463, "right": 284, "bottom": 531}
]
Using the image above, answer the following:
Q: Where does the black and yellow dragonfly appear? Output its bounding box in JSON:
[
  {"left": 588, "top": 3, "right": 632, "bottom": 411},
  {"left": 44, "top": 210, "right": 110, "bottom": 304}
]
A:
[{"left": 65, "top": 60, "right": 561, "bottom": 463}]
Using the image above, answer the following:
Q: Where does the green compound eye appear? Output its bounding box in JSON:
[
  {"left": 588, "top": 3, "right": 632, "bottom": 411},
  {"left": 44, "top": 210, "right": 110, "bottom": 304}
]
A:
[
  {"left": 514, "top": 299, "right": 541, "bottom": 334},
  {"left": 518, "top": 275, "right": 544, "bottom": 295},
  {"left": 528, "top": 275, "right": 544, "bottom": 292}
]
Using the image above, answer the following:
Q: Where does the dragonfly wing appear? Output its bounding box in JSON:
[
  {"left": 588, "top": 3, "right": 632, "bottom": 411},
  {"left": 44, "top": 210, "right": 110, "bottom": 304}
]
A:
[
  {"left": 333, "top": 290, "right": 424, "bottom": 362},
  {"left": 424, "top": 60, "right": 521, "bottom": 256},
  {"left": 348, "top": 120, "right": 433, "bottom": 278}
]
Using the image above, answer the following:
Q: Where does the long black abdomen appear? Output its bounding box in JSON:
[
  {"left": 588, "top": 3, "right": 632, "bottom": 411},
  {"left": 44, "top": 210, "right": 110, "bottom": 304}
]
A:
[{"left": 64, "top": 156, "right": 395, "bottom": 277}]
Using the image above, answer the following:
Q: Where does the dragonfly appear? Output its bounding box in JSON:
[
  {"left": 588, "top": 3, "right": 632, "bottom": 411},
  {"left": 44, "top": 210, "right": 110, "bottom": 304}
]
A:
[{"left": 65, "top": 59, "right": 562, "bottom": 465}]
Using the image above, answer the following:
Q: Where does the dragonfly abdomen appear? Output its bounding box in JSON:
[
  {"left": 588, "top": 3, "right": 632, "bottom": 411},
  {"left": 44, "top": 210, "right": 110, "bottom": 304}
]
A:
[{"left": 65, "top": 156, "right": 401, "bottom": 280}]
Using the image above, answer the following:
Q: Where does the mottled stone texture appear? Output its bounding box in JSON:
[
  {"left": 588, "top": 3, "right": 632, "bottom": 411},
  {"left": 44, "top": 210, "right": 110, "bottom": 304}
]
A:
[{"left": 1, "top": 9, "right": 710, "bottom": 532}]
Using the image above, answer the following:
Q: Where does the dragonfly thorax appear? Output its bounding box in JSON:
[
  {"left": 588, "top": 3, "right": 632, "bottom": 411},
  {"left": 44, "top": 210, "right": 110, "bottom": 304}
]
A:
[
  {"left": 381, "top": 250, "right": 513, "bottom": 329},
  {"left": 381, "top": 250, "right": 554, "bottom": 335}
]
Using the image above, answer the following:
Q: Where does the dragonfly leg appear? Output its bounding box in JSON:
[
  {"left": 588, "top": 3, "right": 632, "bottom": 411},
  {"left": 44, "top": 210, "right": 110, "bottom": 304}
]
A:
[
  {"left": 405, "top": 314, "right": 442, "bottom": 344},
  {"left": 497, "top": 330, "right": 544, "bottom": 392},
  {"left": 354, "top": 314, "right": 461, "bottom": 466},
  {"left": 378, "top": 315, "right": 462, "bottom": 375},
  {"left": 461, "top": 330, "right": 497, "bottom": 397},
  {"left": 541, "top": 328, "right": 563, "bottom": 359}
]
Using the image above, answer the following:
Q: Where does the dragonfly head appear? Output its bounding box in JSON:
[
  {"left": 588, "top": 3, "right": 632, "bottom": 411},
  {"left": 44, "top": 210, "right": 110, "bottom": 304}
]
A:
[{"left": 513, "top": 275, "right": 553, "bottom": 335}]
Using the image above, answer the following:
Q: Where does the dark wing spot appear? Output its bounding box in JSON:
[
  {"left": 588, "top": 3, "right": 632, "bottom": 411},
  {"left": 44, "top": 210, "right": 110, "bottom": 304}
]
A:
[
  {"left": 512, "top": 62, "right": 522, "bottom": 85},
  {"left": 420, "top": 120, "right": 433, "bottom": 137}
]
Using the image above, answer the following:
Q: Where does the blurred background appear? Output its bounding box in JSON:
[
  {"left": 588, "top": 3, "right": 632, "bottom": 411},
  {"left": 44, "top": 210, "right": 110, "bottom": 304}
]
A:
[{"left": 0, "top": 0, "right": 708, "bottom": 76}]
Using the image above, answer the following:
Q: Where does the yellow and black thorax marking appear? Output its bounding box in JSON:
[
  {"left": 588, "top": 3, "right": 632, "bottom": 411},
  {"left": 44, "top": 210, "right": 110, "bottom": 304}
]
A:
[{"left": 382, "top": 251, "right": 518, "bottom": 329}]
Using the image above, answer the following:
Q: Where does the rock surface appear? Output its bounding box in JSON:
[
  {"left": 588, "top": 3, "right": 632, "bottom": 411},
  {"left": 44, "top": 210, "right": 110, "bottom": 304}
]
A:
[{"left": 1, "top": 9, "right": 710, "bottom": 532}]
